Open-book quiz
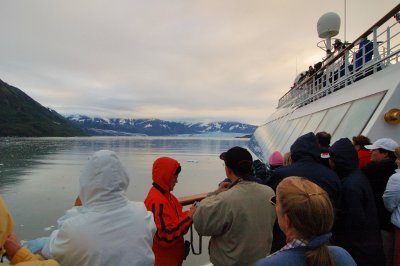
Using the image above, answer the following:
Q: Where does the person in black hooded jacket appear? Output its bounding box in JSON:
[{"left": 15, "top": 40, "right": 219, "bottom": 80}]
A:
[
  {"left": 268, "top": 132, "right": 341, "bottom": 206},
  {"left": 329, "top": 138, "right": 385, "bottom": 266},
  {"left": 267, "top": 132, "right": 341, "bottom": 252}
]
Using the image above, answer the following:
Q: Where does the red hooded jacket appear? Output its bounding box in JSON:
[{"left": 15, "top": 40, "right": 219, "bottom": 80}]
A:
[{"left": 144, "top": 157, "right": 192, "bottom": 266}]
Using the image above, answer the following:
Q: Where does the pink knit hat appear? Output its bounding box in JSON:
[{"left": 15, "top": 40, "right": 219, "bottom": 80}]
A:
[{"left": 268, "top": 151, "right": 284, "bottom": 166}]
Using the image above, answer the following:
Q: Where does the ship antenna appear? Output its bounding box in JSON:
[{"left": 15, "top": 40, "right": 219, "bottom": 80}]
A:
[
  {"left": 344, "top": 0, "right": 347, "bottom": 43},
  {"left": 317, "top": 12, "right": 341, "bottom": 56}
]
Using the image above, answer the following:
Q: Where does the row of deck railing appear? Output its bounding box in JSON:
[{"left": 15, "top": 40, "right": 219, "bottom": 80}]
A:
[{"left": 278, "top": 4, "right": 400, "bottom": 109}]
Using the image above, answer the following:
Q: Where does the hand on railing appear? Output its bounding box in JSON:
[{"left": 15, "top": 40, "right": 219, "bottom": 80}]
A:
[
  {"left": 178, "top": 192, "right": 208, "bottom": 206},
  {"left": 188, "top": 204, "right": 197, "bottom": 218}
]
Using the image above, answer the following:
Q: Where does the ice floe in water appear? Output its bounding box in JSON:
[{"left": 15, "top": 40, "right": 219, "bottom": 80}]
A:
[{"left": 43, "top": 225, "right": 55, "bottom": 231}]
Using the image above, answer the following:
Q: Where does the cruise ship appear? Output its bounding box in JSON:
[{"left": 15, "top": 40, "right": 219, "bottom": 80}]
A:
[
  {"left": 179, "top": 4, "right": 400, "bottom": 265},
  {"left": 248, "top": 4, "right": 400, "bottom": 162}
]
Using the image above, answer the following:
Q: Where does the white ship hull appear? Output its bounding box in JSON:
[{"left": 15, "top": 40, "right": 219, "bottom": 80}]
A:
[{"left": 249, "top": 5, "right": 400, "bottom": 161}]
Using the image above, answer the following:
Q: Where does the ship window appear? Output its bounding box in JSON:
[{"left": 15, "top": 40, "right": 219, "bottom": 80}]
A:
[
  {"left": 331, "top": 92, "right": 385, "bottom": 142},
  {"left": 254, "top": 125, "right": 270, "bottom": 161},
  {"left": 281, "top": 115, "right": 312, "bottom": 153},
  {"left": 316, "top": 102, "right": 352, "bottom": 134},
  {"left": 275, "top": 118, "right": 298, "bottom": 154},
  {"left": 262, "top": 123, "right": 275, "bottom": 152},
  {"left": 274, "top": 115, "right": 292, "bottom": 150},
  {"left": 301, "top": 110, "right": 328, "bottom": 135}
]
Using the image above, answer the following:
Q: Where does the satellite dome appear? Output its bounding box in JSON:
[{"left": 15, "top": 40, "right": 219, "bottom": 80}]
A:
[{"left": 317, "top": 12, "right": 341, "bottom": 39}]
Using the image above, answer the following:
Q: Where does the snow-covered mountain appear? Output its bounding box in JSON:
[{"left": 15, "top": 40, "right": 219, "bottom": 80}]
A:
[{"left": 66, "top": 115, "right": 257, "bottom": 137}]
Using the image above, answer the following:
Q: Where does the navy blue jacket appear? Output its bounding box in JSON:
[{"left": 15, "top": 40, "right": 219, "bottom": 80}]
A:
[
  {"left": 330, "top": 138, "right": 385, "bottom": 266},
  {"left": 268, "top": 132, "right": 341, "bottom": 207},
  {"left": 267, "top": 132, "right": 341, "bottom": 252},
  {"left": 362, "top": 158, "right": 397, "bottom": 231}
]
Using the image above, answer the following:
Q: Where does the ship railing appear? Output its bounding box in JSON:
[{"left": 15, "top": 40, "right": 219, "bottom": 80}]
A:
[
  {"left": 178, "top": 192, "right": 208, "bottom": 206},
  {"left": 297, "top": 49, "right": 400, "bottom": 107},
  {"left": 277, "top": 4, "right": 400, "bottom": 109}
]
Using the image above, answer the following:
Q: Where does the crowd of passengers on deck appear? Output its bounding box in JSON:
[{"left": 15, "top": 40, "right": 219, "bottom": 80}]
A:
[
  {"left": 289, "top": 37, "right": 376, "bottom": 103},
  {"left": 0, "top": 132, "right": 399, "bottom": 266}
]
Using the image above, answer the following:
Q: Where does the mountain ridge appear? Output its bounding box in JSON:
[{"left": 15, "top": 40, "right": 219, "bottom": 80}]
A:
[
  {"left": 0, "top": 78, "right": 256, "bottom": 137},
  {"left": 0, "top": 79, "right": 86, "bottom": 137},
  {"left": 66, "top": 115, "right": 257, "bottom": 136}
]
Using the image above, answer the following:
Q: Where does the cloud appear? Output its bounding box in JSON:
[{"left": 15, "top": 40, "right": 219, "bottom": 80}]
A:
[{"left": 0, "top": 0, "right": 398, "bottom": 125}]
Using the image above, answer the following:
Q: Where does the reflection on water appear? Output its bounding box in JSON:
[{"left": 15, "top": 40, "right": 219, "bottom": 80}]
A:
[
  {"left": 0, "top": 136, "right": 249, "bottom": 266},
  {"left": 0, "top": 138, "right": 68, "bottom": 190}
]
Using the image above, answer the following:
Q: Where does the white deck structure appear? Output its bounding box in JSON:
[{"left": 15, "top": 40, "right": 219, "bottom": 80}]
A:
[{"left": 249, "top": 4, "right": 400, "bottom": 162}]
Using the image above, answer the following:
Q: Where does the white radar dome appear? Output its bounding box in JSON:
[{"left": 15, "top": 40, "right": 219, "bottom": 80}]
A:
[{"left": 317, "top": 12, "right": 341, "bottom": 39}]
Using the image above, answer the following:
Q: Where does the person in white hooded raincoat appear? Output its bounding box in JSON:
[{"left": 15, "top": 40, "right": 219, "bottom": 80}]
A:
[{"left": 41, "top": 150, "right": 156, "bottom": 266}]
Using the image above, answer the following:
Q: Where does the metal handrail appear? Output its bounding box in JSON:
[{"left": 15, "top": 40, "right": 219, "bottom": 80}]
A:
[{"left": 178, "top": 192, "right": 208, "bottom": 206}]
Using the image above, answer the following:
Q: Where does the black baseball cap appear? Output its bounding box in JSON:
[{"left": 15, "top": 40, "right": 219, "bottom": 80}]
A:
[{"left": 220, "top": 146, "right": 253, "bottom": 174}]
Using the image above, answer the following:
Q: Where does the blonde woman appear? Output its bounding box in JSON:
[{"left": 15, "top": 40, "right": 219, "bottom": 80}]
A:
[{"left": 256, "top": 176, "right": 356, "bottom": 266}]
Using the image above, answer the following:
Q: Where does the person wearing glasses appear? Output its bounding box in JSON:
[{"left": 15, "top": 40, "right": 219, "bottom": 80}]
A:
[
  {"left": 383, "top": 146, "right": 400, "bottom": 266},
  {"left": 362, "top": 138, "right": 398, "bottom": 266},
  {"left": 256, "top": 176, "right": 356, "bottom": 266},
  {"left": 193, "top": 146, "right": 276, "bottom": 266}
]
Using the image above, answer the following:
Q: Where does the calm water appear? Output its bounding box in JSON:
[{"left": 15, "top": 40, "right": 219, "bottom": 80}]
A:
[{"left": 0, "top": 136, "right": 250, "bottom": 265}]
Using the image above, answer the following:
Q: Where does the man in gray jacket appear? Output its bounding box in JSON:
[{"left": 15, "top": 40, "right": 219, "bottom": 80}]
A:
[{"left": 193, "top": 146, "right": 276, "bottom": 266}]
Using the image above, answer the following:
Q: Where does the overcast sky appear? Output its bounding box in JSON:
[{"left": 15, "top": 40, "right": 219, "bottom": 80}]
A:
[{"left": 1, "top": 1, "right": 398, "bottom": 125}]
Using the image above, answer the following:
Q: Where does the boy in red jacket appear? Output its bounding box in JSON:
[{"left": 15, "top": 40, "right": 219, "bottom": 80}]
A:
[{"left": 145, "top": 157, "right": 196, "bottom": 266}]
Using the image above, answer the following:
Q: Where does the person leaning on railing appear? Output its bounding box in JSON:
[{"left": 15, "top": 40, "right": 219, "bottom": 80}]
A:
[
  {"left": 193, "top": 146, "right": 276, "bottom": 266},
  {"left": 144, "top": 157, "right": 196, "bottom": 266}
]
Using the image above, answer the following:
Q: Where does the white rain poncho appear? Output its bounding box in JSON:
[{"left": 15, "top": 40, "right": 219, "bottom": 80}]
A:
[{"left": 42, "top": 150, "right": 156, "bottom": 266}]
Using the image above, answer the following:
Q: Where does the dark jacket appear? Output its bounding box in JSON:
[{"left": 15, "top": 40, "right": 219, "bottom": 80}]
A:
[
  {"left": 267, "top": 132, "right": 341, "bottom": 252},
  {"left": 329, "top": 138, "right": 385, "bottom": 266},
  {"left": 362, "top": 158, "right": 397, "bottom": 231},
  {"left": 268, "top": 132, "right": 341, "bottom": 206}
]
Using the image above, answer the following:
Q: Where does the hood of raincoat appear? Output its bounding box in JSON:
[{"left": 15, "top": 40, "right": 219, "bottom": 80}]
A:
[
  {"left": 152, "top": 157, "right": 180, "bottom": 192},
  {"left": 290, "top": 132, "right": 321, "bottom": 163},
  {"left": 79, "top": 150, "right": 129, "bottom": 209},
  {"left": 329, "top": 138, "right": 358, "bottom": 178},
  {"left": 0, "top": 196, "right": 13, "bottom": 246}
]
